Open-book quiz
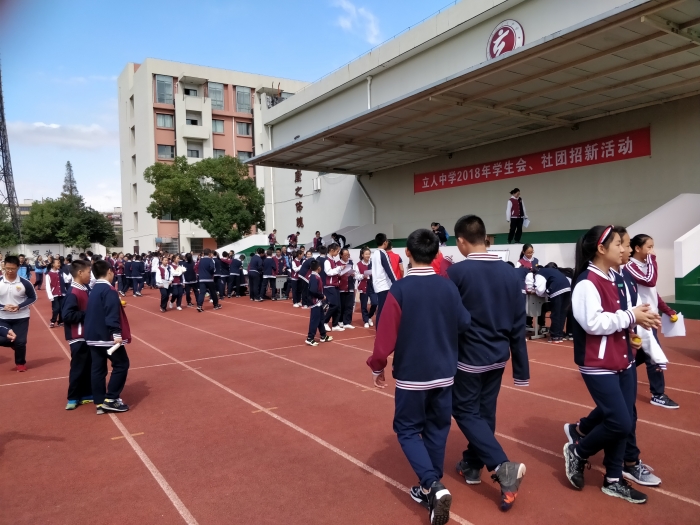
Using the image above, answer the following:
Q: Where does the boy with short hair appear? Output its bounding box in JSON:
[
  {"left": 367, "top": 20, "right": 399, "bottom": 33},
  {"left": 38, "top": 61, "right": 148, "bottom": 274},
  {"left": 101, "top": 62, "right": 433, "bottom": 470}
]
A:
[
  {"left": 368, "top": 229, "right": 471, "bottom": 525},
  {"left": 17, "top": 254, "right": 33, "bottom": 282},
  {"left": 447, "top": 215, "right": 529, "bottom": 511},
  {"left": 46, "top": 258, "right": 65, "bottom": 328},
  {"left": 305, "top": 260, "right": 333, "bottom": 346},
  {"left": 85, "top": 260, "right": 131, "bottom": 414},
  {"left": 0, "top": 255, "right": 35, "bottom": 372},
  {"left": 196, "top": 248, "right": 220, "bottom": 312},
  {"left": 62, "top": 259, "right": 93, "bottom": 410},
  {"left": 319, "top": 243, "right": 344, "bottom": 331},
  {"left": 130, "top": 254, "right": 144, "bottom": 297},
  {"left": 369, "top": 233, "right": 397, "bottom": 328}
]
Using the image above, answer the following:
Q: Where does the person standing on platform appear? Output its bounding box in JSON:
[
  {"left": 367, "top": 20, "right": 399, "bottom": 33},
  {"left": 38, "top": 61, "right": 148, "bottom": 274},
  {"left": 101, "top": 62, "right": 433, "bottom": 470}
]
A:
[
  {"left": 268, "top": 229, "right": 277, "bottom": 250},
  {"left": 506, "top": 188, "right": 528, "bottom": 244},
  {"left": 313, "top": 231, "right": 324, "bottom": 252},
  {"left": 431, "top": 223, "right": 449, "bottom": 246},
  {"left": 0, "top": 255, "right": 36, "bottom": 372}
]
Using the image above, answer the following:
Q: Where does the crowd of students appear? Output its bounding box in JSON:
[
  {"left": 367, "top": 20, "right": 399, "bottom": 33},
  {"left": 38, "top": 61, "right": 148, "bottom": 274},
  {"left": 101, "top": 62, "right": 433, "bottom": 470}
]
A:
[{"left": 0, "top": 215, "right": 684, "bottom": 525}]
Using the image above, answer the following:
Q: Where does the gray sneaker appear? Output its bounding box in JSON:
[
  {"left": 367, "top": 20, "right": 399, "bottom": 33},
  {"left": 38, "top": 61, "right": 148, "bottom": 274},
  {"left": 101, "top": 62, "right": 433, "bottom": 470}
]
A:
[{"left": 623, "top": 461, "right": 661, "bottom": 486}]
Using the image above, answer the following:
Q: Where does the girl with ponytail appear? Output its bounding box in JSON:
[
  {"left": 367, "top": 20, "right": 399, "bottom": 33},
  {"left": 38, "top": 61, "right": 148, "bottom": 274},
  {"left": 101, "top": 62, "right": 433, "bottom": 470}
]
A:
[{"left": 564, "top": 226, "right": 660, "bottom": 504}]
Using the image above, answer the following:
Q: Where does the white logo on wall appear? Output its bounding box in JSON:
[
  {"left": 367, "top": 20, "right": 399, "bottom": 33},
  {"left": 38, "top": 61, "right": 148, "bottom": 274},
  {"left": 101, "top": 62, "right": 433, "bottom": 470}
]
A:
[{"left": 487, "top": 20, "right": 525, "bottom": 60}]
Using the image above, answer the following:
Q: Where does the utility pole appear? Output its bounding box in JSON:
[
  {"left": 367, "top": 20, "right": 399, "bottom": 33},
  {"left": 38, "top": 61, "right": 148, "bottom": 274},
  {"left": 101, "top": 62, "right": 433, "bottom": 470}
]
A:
[{"left": 0, "top": 63, "right": 22, "bottom": 242}]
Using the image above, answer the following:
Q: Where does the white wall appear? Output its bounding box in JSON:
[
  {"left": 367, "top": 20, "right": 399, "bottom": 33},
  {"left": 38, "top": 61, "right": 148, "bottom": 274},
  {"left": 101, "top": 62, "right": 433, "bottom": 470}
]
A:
[{"left": 675, "top": 224, "right": 700, "bottom": 279}]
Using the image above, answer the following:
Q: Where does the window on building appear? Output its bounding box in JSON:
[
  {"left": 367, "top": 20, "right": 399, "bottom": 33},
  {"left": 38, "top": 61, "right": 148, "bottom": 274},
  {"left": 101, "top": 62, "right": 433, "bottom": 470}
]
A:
[
  {"left": 213, "top": 149, "right": 226, "bottom": 158},
  {"left": 209, "top": 82, "right": 224, "bottom": 110},
  {"left": 212, "top": 119, "right": 224, "bottom": 133},
  {"left": 129, "top": 95, "right": 135, "bottom": 118},
  {"left": 190, "top": 238, "right": 204, "bottom": 253},
  {"left": 236, "top": 122, "right": 251, "bottom": 136},
  {"left": 184, "top": 88, "right": 198, "bottom": 96},
  {"left": 156, "top": 114, "right": 173, "bottom": 128},
  {"left": 131, "top": 155, "right": 136, "bottom": 175},
  {"left": 237, "top": 151, "right": 252, "bottom": 161},
  {"left": 236, "top": 86, "right": 252, "bottom": 113},
  {"left": 186, "top": 118, "right": 199, "bottom": 126},
  {"left": 156, "top": 75, "right": 173, "bottom": 104},
  {"left": 158, "top": 145, "right": 175, "bottom": 159},
  {"left": 130, "top": 126, "right": 135, "bottom": 146},
  {"left": 187, "top": 141, "right": 202, "bottom": 158},
  {"left": 133, "top": 212, "right": 139, "bottom": 233},
  {"left": 132, "top": 183, "right": 137, "bottom": 203}
]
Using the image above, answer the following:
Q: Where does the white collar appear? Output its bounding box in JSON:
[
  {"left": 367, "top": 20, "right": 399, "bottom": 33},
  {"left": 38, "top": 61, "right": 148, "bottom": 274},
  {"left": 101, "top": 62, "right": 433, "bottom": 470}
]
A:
[
  {"left": 587, "top": 263, "right": 614, "bottom": 281},
  {"left": 406, "top": 267, "right": 435, "bottom": 276},
  {"left": 71, "top": 282, "right": 88, "bottom": 291},
  {"left": 95, "top": 279, "right": 112, "bottom": 285},
  {"left": 466, "top": 253, "right": 501, "bottom": 261}
]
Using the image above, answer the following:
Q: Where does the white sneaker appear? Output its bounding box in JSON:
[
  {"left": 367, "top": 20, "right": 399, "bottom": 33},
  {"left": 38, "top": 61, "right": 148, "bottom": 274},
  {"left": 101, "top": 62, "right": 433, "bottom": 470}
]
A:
[
  {"left": 364, "top": 322, "right": 370, "bottom": 328},
  {"left": 332, "top": 326, "right": 345, "bottom": 332},
  {"left": 338, "top": 322, "right": 344, "bottom": 327},
  {"left": 344, "top": 324, "right": 355, "bottom": 329},
  {"left": 176, "top": 306, "right": 182, "bottom": 311},
  {"left": 168, "top": 302, "right": 173, "bottom": 310},
  {"left": 368, "top": 319, "right": 374, "bottom": 327},
  {"left": 302, "top": 305, "right": 309, "bottom": 309},
  {"left": 293, "top": 303, "right": 300, "bottom": 308},
  {"left": 324, "top": 323, "right": 331, "bottom": 332}
]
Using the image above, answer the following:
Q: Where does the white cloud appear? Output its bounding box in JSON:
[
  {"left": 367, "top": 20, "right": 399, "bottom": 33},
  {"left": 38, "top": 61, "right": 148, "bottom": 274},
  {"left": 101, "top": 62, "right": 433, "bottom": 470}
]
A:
[
  {"left": 333, "top": 0, "right": 381, "bottom": 45},
  {"left": 7, "top": 121, "right": 118, "bottom": 150}
]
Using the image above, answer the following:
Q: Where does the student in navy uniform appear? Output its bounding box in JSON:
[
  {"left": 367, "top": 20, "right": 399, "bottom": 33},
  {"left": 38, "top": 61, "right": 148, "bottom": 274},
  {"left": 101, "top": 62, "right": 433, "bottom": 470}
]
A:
[
  {"left": 228, "top": 253, "right": 243, "bottom": 298},
  {"left": 0, "top": 255, "right": 36, "bottom": 372},
  {"left": 563, "top": 225, "right": 660, "bottom": 504},
  {"left": 123, "top": 255, "right": 133, "bottom": 296},
  {"left": 338, "top": 248, "right": 356, "bottom": 328},
  {"left": 183, "top": 253, "right": 199, "bottom": 307},
  {"left": 305, "top": 260, "right": 333, "bottom": 346},
  {"left": 355, "top": 247, "right": 377, "bottom": 328},
  {"left": 319, "top": 244, "right": 344, "bottom": 331},
  {"left": 447, "top": 215, "right": 529, "bottom": 512},
  {"left": 368, "top": 229, "right": 471, "bottom": 525},
  {"left": 248, "top": 249, "right": 263, "bottom": 302},
  {"left": 62, "top": 259, "right": 94, "bottom": 410},
  {"left": 130, "top": 255, "right": 144, "bottom": 297},
  {"left": 369, "top": 233, "right": 397, "bottom": 329},
  {"left": 262, "top": 249, "right": 278, "bottom": 300},
  {"left": 85, "top": 260, "right": 131, "bottom": 414},
  {"left": 275, "top": 248, "right": 289, "bottom": 299},
  {"left": 45, "top": 258, "right": 65, "bottom": 328},
  {"left": 196, "top": 249, "right": 221, "bottom": 312},
  {"left": 298, "top": 250, "right": 314, "bottom": 308},
  {"left": 217, "top": 251, "right": 230, "bottom": 299},
  {"left": 565, "top": 226, "right": 662, "bottom": 488},
  {"left": 525, "top": 263, "right": 571, "bottom": 343}
]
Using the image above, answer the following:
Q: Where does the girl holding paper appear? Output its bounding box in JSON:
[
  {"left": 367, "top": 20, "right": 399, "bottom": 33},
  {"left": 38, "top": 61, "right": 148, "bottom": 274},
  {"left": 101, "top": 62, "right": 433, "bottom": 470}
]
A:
[
  {"left": 338, "top": 248, "right": 356, "bottom": 329},
  {"left": 356, "top": 247, "right": 377, "bottom": 329},
  {"left": 156, "top": 256, "right": 173, "bottom": 313},
  {"left": 626, "top": 235, "right": 679, "bottom": 409}
]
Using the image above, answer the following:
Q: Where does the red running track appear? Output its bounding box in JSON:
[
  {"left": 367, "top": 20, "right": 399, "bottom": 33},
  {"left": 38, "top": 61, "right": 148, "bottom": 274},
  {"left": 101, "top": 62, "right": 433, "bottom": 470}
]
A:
[{"left": 1, "top": 286, "right": 699, "bottom": 525}]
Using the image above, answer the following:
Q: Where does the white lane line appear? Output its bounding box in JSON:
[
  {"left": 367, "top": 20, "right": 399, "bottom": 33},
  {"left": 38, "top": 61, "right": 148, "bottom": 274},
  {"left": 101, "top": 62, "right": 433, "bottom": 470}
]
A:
[
  {"left": 128, "top": 304, "right": 700, "bottom": 507},
  {"left": 35, "top": 306, "right": 200, "bottom": 525},
  {"left": 132, "top": 334, "right": 476, "bottom": 525},
  {"left": 0, "top": 375, "right": 67, "bottom": 387}
]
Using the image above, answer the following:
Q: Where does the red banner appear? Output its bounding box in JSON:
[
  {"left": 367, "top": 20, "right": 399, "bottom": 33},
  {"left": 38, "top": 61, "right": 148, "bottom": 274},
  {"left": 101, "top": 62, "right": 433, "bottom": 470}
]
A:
[{"left": 414, "top": 127, "right": 651, "bottom": 194}]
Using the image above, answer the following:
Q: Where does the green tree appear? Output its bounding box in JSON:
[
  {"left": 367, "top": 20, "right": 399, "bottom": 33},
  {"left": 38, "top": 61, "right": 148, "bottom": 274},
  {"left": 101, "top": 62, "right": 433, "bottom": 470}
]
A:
[
  {"left": 0, "top": 206, "right": 19, "bottom": 247},
  {"left": 143, "top": 155, "right": 265, "bottom": 246},
  {"left": 62, "top": 161, "right": 79, "bottom": 197}
]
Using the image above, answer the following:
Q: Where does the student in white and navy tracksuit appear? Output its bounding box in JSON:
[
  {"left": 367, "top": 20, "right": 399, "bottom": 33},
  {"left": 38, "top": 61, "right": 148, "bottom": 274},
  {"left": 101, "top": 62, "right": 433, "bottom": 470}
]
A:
[
  {"left": 46, "top": 261, "right": 65, "bottom": 327},
  {"left": 156, "top": 261, "right": 173, "bottom": 311},
  {"left": 306, "top": 262, "right": 330, "bottom": 344},
  {"left": 356, "top": 247, "right": 377, "bottom": 327},
  {"left": 525, "top": 265, "right": 571, "bottom": 342},
  {"left": 0, "top": 256, "right": 37, "bottom": 370},
  {"left": 85, "top": 261, "right": 131, "bottom": 413},
  {"left": 370, "top": 233, "right": 397, "bottom": 329},
  {"left": 197, "top": 250, "right": 220, "bottom": 310},
  {"left": 367, "top": 228, "right": 471, "bottom": 523},
  {"left": 625, "top": 238, "right": 678, "bottom": 409},
  {"left": 338, "top": 249, "right": 355, "bottom": 328},
  {"left": 62, "top": 260, "right": 92, "bottom": 408},
  {"left": 448, "top": 215, "right": 528, "bottom": 512},
  {"left": 563, "top": 225, "right": 657, "bottom": 503}
]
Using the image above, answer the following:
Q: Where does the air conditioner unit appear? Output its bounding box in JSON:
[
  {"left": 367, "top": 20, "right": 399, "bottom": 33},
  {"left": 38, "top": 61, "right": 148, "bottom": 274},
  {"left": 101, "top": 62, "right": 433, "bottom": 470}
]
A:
[{"left": 313, "top": 177, "right": 322, "bottom": 192}]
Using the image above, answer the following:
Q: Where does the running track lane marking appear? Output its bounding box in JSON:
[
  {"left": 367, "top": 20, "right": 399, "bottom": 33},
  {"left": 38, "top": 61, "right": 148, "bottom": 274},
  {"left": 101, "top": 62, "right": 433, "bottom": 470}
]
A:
[
  {"left": 128, "top": 305, "right": 700, "bottom": 509},
  {"left": 129, "top": 302, "right": 700, "bottom": 439},
  {"left": 531, "top": 359, "right": 700, "bottom": 396},
  {"left": 32, "top": 306, "right": 201, "bottom": 525},
  {"left": 130, "top": 334, "right": 477, "bottom": 525},
  {"left": 111, "top": 431, "right": 145, "bottom": 440}
]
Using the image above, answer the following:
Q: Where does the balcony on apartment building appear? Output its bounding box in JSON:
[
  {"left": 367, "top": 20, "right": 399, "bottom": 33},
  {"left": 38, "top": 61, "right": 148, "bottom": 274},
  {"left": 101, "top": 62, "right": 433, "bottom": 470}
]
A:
[{"left": 177, "top": 76, "right": 212, "bottom": 140}]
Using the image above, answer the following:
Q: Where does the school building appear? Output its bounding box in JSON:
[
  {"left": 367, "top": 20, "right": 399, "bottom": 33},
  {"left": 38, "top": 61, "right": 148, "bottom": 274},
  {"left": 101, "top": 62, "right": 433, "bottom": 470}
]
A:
[
  {"left": 248, "top": 0, "right": 700, "bottom": 317},
  {"left": 116, "top": 59, "right": 308, "bottom": 254}
]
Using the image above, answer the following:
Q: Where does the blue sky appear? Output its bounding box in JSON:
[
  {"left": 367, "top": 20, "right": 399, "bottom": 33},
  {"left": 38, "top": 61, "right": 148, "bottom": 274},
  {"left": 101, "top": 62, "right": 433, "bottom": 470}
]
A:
[{"left": 0, "top": 0, "right": 457, "bottom": 210}]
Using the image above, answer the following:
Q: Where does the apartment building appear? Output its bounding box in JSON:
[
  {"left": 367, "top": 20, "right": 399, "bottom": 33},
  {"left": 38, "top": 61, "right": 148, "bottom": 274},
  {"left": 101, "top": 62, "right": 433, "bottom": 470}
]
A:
[{"left": 117, "top": 58, "right": 307, "bottom": 253}]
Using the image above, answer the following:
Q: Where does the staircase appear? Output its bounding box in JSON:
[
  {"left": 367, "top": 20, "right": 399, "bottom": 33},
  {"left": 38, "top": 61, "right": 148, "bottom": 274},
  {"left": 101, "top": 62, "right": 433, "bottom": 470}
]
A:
[{"left": 668, "top": 223, "right": 700, "bottom": 319}]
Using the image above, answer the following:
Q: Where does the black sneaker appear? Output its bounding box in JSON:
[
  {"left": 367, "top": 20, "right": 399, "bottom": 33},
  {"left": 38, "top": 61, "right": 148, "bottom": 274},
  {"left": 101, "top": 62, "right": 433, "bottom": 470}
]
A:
[
  {"left": 409, "top": 486, "right": 429, "bottom": 509},
  {"left": 491, "top": 462, "right": 526, "bottom": 511},
  {"left": 319, "top": 335, "right": 333, "bottom": 343},
  {"left": 650, "top": 394, "right": 679, "bottom": 409},
  {"left": 427, "top": 481, "right": 451, "bottom": 525},
  {"left": 214, "top": 305, "right": 222, "bottom": 310},
  {"left": 601, "top": 478, "right": 647, "bottom": 504},
  {"left": 197, "top": 307, "right": 204, "bottom": 313},
  {"left": 549, "top": 337, "right": 564, "bottom": 344},
  {"left": 101, "top": 399, "right": 129, "bottom": 413},
  {"left": 564, "top": 423, "right": 584, "bottom": 445},
  {"left": 187, "top": 303, "right": 194, "bottom": 308},
  {"left": 564, "top": 443, "right": 588, "bottom": 490},
  {"left": 456, "top": 460, "right": 482, "bottom": 485},
  {"left": 160, "top": 308, "right": 166, "bottom": 313},
  {"left": 305, "top": 338, "right": 319, "bottom": 347}
]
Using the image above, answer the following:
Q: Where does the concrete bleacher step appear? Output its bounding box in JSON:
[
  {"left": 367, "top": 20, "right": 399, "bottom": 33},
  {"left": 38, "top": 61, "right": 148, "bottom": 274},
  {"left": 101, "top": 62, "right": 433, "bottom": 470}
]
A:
[{"left": 667, "top": 300, "right": 700, "bottom": 319}]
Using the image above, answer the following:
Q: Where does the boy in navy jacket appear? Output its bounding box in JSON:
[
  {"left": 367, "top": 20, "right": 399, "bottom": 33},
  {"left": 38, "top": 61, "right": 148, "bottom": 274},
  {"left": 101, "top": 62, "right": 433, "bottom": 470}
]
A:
[
  {"left": 196, "top": 249, "right": 220, "bottom": 312},
  {"left": 62, "top": 259, "right": 93, "bottom": 410},
  {"left": 368, "top": 229, "right": 470, "bottom": 525},
  {"left": 248, "top": 249, "right": 264, "bottom": 301},
  {"left": 447, "top": 215, "right": 529, "bottom": 512},
  {"left": 305, "top": 260, "right": 332, "bottom": 346},
  {"left": 85, "top": 260, "right": 130, "bottom": 414},
  {"left": 229, "top": 254, "right": 243, "bottom": 298},
  {"left": 130, "top": 255, "right": 144, "bottom": 297}
]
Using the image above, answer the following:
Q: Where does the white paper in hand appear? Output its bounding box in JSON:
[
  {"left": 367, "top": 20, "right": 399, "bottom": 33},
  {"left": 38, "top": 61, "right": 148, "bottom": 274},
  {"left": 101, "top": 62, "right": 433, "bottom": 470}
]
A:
[
  {"left": 523, "top": 218, "right": 531, "bottom": 228},
  {"left": 661, "top": 313, "right": 686, "bottom": 337}
]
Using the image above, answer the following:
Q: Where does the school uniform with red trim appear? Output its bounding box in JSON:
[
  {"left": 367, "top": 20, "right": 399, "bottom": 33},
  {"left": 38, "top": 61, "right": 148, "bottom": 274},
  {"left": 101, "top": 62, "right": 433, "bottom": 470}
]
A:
[
  {"left": 338, "top": 258, "right": 355, "bottom": 326},
  {"left": 46, "top": 269, "right": 65, "bottom": 324},
  {"left": 367, "top": 266, "right": 471, "bottom": 489},
  {"left": 62, "top": 282, "right": 92, "bottom": 401},
  {"left": 322, "top": 256, "right": 343, "bottom": 326},
  {"left": 447, "top": 252, "right": 529, "bottom": 472}
]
